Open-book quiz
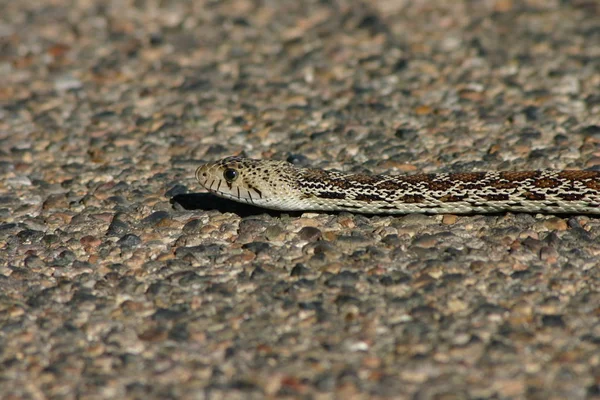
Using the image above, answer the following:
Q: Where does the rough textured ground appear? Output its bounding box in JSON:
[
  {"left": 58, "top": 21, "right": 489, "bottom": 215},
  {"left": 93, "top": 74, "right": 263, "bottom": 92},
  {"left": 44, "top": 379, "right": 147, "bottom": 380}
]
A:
[{"left": 1, "top": 0, "right": 600, "bottom": 399}]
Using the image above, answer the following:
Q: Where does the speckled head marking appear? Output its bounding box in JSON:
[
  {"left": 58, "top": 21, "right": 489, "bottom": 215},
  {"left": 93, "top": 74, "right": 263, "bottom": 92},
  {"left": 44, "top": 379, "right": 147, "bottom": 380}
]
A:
[
  {"left": 195, "top": 156, "right": 302, "bottom": 209},
  {"left": 196, "top": 156, "right": 600, "bottom": 214}
]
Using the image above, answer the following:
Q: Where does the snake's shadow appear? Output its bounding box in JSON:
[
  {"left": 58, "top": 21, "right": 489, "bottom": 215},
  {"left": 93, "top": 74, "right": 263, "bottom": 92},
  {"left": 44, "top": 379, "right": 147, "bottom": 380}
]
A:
[{"left": 171, "top": 193, "right": 304, "bottom": 218}]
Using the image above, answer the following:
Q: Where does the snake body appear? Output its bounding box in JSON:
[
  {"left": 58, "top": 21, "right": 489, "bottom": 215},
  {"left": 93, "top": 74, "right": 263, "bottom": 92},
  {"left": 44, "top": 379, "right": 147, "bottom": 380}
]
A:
[{"left": 195, "top": 157, "right": 600, "bottom": 214}]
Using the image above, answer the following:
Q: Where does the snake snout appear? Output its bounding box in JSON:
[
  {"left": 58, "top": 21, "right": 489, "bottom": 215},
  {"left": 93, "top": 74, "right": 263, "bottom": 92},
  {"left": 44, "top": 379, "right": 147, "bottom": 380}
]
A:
[{"left": 195, "top": 165, "right": 211, "bottom": 188}]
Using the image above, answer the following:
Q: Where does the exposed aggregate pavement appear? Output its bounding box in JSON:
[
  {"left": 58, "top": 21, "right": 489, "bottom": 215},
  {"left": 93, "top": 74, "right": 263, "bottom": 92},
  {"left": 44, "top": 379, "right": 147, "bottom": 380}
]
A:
[{"left": 1, "top": 0, "right": 600, "bottom": 399}]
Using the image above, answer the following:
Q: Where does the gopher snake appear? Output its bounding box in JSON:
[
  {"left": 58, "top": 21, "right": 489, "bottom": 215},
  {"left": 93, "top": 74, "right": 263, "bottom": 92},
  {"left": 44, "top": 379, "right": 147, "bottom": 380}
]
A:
[{"left": 195, "top": 156, "right": 600, "bottom": 214}]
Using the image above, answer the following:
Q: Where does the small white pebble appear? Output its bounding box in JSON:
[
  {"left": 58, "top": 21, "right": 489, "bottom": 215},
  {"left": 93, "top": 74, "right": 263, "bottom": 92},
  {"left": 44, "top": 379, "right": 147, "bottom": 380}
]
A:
[
  {"left": 347, "top": 340, "right": 370, "bottom": 352},
  {"left": 54, "top": 75, "right": 83, "bottom": 91}
]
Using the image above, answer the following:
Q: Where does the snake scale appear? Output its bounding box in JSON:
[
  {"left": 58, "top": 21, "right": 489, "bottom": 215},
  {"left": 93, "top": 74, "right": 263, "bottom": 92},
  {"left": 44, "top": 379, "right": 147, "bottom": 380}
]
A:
[{"left": 195, "top": 156, "right": 600, "bottom": 214}]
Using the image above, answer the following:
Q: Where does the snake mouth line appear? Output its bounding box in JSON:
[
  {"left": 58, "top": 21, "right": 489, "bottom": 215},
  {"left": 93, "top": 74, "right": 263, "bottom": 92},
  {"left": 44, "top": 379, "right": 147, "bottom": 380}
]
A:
[{"left": 203, "top": 183, "right": 261, "bottom": 206}]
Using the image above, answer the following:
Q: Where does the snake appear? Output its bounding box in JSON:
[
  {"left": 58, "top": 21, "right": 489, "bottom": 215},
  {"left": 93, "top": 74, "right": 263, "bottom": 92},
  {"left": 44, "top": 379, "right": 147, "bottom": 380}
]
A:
[{"left": 195, "top": 156, "right": 600, "bottom": 214}]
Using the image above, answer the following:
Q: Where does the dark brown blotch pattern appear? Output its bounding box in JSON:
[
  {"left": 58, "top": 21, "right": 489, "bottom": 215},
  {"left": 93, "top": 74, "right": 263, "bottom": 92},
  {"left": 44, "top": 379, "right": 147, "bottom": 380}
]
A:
[
  {"left": 558, "top": 170, "right": 600, "bottom": 180},
  {"left": 584, "top": 180, "right": 600, "bottom": 191},
  {"left": 491, "top": 181, "right": 519, "bottom": 189},
  {"left": 318, "top": 191, "right": 346, "bottom": 200},
  {"left": 354, "top": 193, "right": 387, "bottom": 203},
  {"left": 402, "top": 194, "right": 425, "bottom": 203},
  {"left": 437, "top": 194, "right": 466, "bottom": 202},
  {"left": 523, "top": 192, "right": 546, "bottom": 201},
  {"left": 427, "top": 180, "right": 455, "bottom": 191},
  {"left": 558, "top": 193, "right": 585, "bottom": 201},
  {"left": 349, "top": 174, "right": 386, "bottom": 185},
  {"left": 450, "top": 172, "right": 487, "bottom": 183},
  {"left": 401, "top": 174, "right": 434, "bottom": 184},
  {"left": 484, "top": 194, "right": 510, "bottom": 201},
  {"left": 533, "top": 178, "right": 560, "bottom": 188},
  {"left": 499, "top": 171, "right": 540, "bottom": 181}
]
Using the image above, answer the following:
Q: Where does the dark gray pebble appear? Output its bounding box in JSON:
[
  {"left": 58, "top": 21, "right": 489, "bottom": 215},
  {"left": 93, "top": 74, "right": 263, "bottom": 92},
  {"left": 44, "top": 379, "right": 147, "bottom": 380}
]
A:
[
  {"left": 117, "top": 234, "right": 142, "bottom": 247},
  {"left": 297, "top": 226, "right": 322, "bottom": 241},
  {"left": 290, "top": 263, "right": 311, "bottom": 277},
  {"left": 152, "top": 307, "right": 188, "bottom": 321},
  {"left": 238, "top": 218, "right": 270, "bottom": 238},
  {"left": 334, "top": 294, "right": 361, "bottom": 307},
  {"left": 394, "top": 127, "right": 418, "bottom": 140},
  {"left": 580, "top": 125, "right": 600, "bottom": 137},
  {"left": 250, "top": 266, "right": 268, "bottom": 279},
  {"left": 175, "top": 271, "right": 205, "bottom": 286},
  {"left": 165, "top": 184, "right": 188, "bottom": 198},
  {"left": 72, "top": 260, "right": 92, "bottom": 269},
  {"left": 182, "top": 218, "right": 204, "bottom": 233},
  {"left": 52, "top": 250, "right": 77, "bottom": 267},
  {"left": 286, "top": 153, "right": 310, "bottom": 167},
  {"left": 141, "top": 211, "right": 170, "bottom": 226},
  {"left": 542, "top": 314, "right": 565, "bottom": 328},
  {"left": 17, "top": 229, "right": 44, "bottom": 244},
  {"left": 43, "top": 234, "right": 61, "bottom": 246},
  {"left": 106, "top": 219, "right": 130, "bottom": 236},
  {"left": 325, "top": 270, "right": 359, "bottom": 287},
  {"left": 169, "top": 323, "right": 189, "bottom": 342},
  {"left": 24, "top": 255, "right": 45, "bottom": 269},
  {"left": 0, "top": 196, "right": 18, "bottom": 206},
  {"left": 241, "top": 241, "right": 271, "bottom": 254},
  {"left": 175, "top": 244, "right": 226, "bottom": 258}
]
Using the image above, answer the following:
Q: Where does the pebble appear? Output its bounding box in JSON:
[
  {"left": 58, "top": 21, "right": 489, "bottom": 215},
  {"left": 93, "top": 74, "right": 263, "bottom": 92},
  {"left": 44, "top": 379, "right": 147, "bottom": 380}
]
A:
[
  {"left": 297, "top": 226, "right": 322, "bottom": 241},
  {"left": 541, "top": 217, "right": 568, "bottom": 231},
  {"left": 290, "top": 263, "right": 312, "bottom": 277},
  {"left": 442, "top": 214, "right": 458, "bottom": 225},
  {"left": 106, "top": 220, "right": 130, "bottom": 236},
  {"left": 141, "top": 211, "right": 171, "bottom": 226},
  {"left": 5, "top": 175, "right": 32, "bottom": 187},
  {"left": 54, "top": 74, "right": 83, "bottom": 91},
  {"left": 117, "top": 234, "right": 142, "bottom": 247},
  {"left": 241, "top": 241, "right": 271, "bottom": 255}
]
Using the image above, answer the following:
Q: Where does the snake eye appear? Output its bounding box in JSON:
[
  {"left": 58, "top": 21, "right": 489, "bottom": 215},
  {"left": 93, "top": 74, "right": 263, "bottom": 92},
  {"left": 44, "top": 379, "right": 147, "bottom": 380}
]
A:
[{"left": 223, "top": 168, "right": 238, "bottom": 182}]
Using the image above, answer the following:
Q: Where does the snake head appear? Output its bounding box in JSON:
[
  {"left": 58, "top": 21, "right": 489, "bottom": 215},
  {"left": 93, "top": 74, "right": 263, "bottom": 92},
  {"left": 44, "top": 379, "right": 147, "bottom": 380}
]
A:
[{"left": 195, "top": 156, "right": 299, "bottom": 209}]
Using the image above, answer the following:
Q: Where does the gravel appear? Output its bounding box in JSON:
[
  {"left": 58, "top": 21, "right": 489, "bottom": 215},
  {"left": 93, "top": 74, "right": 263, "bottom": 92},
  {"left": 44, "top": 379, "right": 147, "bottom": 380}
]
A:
[{"left": 1, "top": 0, "right": 600, "bottom": 399}]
